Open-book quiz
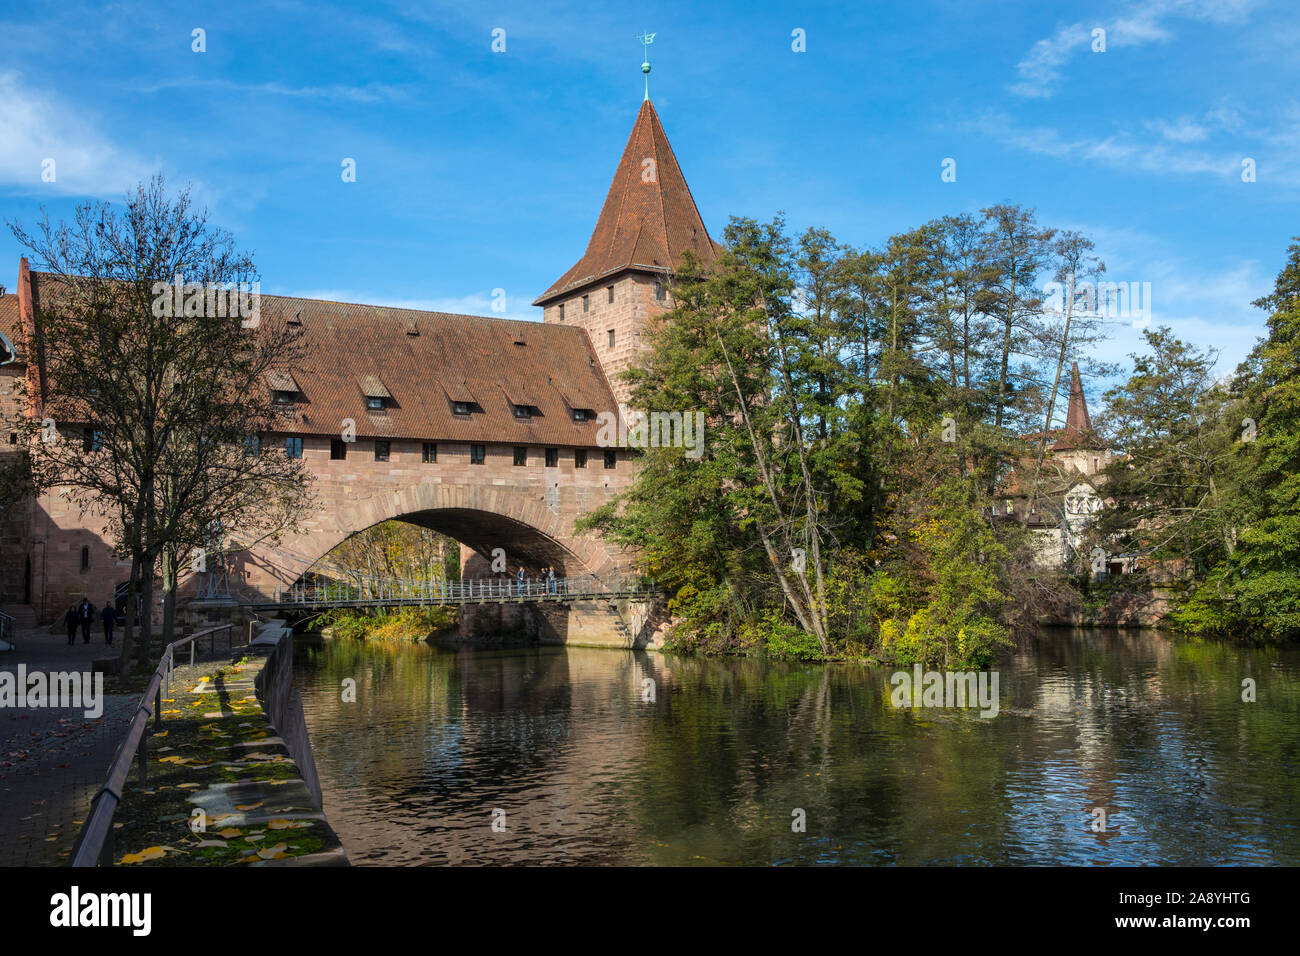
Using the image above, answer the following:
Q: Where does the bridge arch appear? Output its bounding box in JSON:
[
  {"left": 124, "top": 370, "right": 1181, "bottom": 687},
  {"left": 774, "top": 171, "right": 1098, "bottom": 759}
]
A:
[{"left": 228, "top": 480, "right": 629, "bottom": 603}]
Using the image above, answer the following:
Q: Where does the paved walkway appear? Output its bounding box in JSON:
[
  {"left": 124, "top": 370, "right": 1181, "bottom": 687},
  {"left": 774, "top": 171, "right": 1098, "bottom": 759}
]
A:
[{"left": 0, "top": 627, "right": 135, "bottom": 866}]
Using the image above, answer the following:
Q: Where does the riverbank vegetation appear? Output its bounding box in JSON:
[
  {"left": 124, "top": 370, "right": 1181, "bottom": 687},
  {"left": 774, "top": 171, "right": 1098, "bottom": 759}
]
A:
[
  {"left": 582, "top": 213, "right": 1300, "bottom": 666},
  {"left": 310, "top": 522, "right": 461, "bottom": 642},
  {"left": 319, "top": 606, "right": 459, "bottom": 643},
  {"left": 1096, "top": 242, "right": 1300, "bottom": 642}
]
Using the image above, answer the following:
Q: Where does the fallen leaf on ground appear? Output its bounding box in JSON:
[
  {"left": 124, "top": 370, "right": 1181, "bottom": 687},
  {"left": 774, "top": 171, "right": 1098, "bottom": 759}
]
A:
[{"left": 119, "top": 846, "right": 166, "bottom": 865}]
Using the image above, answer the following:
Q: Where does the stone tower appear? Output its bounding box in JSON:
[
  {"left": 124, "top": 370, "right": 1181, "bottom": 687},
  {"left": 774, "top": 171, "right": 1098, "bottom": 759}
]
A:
[{"left": 534, "top": 99, "right": 718, "bottom": 407}]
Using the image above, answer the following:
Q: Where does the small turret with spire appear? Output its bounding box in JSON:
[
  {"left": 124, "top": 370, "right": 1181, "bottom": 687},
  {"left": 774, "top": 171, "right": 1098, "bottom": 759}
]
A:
[{"left": 1053, "top": 362, "right": 1109, "bottom": 474}]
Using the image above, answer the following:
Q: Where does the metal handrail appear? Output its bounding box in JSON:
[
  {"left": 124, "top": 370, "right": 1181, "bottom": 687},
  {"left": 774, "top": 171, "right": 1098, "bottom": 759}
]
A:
[
  {"left": 253, "top": 574, "right": 657, "bottom": 610},
  {"left": 68, "top": 622, "right": 245, "bottom": 867}
]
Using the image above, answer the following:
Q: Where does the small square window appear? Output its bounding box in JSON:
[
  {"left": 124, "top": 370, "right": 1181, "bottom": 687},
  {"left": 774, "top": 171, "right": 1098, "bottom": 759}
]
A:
[
  {"left": 244, "top": 435, "right": 262, "bottom": 456},
  {"left": 604, "top": 450, "right": 616, "bottom": 469},
  {"left": 545, "top": 448, "right": 558, "bottom": 468},
  {"left": 453, "top": 401, "right": 471, "bottom": 415},
  {"left": 575, "top": 449, "right": 587, "bottom": 468},
  {"left": 285, "top": 436, "right": 303, "bottom": 459},
  {"left": 513, "top": 446, "right": 527, "bottom": 466},
  {"left": 470, "top": 444, "right": 486, "bottom": 465},
  {"left": 422, "top": 442, "right": 437, "bottom": 463},
  {"left": 366, "top": 396, "right": 384, "bottom": 411},
  {"left": 330, "top": 438, "right": 347, "bottom": 460},
  {"left": 607, "top": 285, "right": 614, "bottom": 303},
  {"left": 607, "top": 329, "right": 615, "bottom": 349},
  {"left": 374, "top": 440, "right": 390, "bottom": 462}
]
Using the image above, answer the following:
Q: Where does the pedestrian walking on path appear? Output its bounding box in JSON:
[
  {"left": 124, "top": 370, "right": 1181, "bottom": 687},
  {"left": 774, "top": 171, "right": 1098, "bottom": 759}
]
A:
[
  {"left": 101, "top": 600, "right": 117, "bottom": 646},
  {"left": 77, "top": 597, "right": 93, "bottom": 644},
  {"left": 63, "top": 604, "right": 78, "bottom": 646},
  {"left": 517, "top": 566, "right": 526, "bottom": 596}
]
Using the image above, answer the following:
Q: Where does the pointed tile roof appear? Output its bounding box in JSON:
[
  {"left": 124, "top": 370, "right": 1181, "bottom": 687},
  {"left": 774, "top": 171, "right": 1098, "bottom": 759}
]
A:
[
  {"left": 534, "top": 99, "right": 719, "bottom": 305},
  {"left": 1053, "top": 362, "right": 1106, "bottom": 451}
]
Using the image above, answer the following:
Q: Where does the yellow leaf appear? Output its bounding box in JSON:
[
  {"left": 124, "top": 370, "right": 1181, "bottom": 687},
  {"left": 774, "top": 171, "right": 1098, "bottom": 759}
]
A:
[
  {"left": 119, "top": 846, "right": 166, "bottom": 865},
  {"left": 218, "top": 828, "right": 242, "bottom": 839},
  {"left": 236, "top": 802, "right": 263, "bottom": 811}
]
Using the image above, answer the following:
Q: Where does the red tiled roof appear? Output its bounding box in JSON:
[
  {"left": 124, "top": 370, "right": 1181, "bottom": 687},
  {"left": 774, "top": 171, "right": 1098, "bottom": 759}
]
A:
[
  {"left": 0, "top": 295, "right": 19, "bottom": 360},
  {"left": 211, "top": 293, "right": 621, "bottom": 445},
  {"left": 534, "top": 99, "right": 719, "bottom": 305},
  {"left": 23, "top": 271, "right": 620, "bottom": 446}
]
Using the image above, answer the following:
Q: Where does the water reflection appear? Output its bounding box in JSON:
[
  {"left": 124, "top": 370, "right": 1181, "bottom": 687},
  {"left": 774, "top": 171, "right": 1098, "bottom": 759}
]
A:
[{"left": 294, "top": 629, "right": 1300, "bottom": 865}]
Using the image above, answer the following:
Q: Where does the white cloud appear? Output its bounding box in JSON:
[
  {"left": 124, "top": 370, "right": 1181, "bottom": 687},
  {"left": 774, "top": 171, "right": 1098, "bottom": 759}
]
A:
[
  {"left": 0, "top": 72, "right": 154, "bottom": 198},
  {"left": 969, "top": 110, "right": 1295, "bottom": 186},
  {"left": 1145, "top": 116, "right": 1209, "bottom": 142},
  {"left": 135, "top": 78, "right": 409, "bottom": 104},
  {"left": 1011, "top": 0, "right": 1260, "bottom": 99}
]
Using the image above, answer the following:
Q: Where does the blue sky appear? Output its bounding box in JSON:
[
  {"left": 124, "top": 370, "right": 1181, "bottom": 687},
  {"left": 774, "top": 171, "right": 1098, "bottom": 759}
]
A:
[{"left": 0, "top": 0, "right": 1295, "bottom": 380}]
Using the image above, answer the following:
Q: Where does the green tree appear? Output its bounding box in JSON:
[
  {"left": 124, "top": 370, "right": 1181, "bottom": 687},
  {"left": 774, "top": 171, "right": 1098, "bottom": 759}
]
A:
[{"left": 1184, "top": 240, "right": 1300, "bottom": 639}]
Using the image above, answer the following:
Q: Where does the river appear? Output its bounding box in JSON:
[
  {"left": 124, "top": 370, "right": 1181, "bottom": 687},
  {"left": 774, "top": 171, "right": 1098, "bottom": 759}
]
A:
[{"left": 293, "top": 628, "right": 1300, "bottom": 865}]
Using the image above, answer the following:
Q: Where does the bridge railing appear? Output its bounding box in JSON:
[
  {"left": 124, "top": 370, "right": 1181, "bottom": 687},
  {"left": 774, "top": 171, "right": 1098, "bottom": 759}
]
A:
[
  {"left": 266, "top": 574, "right": 655, "bottom": 607},
  {"left": 68, "top": 622, "right": 245, "bottom": 867}
]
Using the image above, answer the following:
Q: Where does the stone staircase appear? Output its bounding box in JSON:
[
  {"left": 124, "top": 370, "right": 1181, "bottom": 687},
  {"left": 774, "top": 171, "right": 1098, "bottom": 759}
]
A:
[{"left": 1, "top": 604, "right": 37, "bottom": 628}]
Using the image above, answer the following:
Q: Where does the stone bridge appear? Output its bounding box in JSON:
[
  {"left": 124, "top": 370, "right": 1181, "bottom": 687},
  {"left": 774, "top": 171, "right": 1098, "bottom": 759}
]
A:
[{"left": 1, "top": 96, "right": 710, "bottom": 654}]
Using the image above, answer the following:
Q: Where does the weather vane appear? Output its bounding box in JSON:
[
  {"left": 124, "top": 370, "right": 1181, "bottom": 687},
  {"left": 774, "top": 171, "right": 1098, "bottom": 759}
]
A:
[{"left": 636, "top": 31, "right": 656, "bottom": 100}]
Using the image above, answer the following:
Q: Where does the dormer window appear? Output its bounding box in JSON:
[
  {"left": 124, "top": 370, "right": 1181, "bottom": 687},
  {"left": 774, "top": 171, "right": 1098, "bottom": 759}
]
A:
[
  {"left": 445, "top": 381, "right": 478, "bottom": 417},
  {"left": 572, "top": 409, "right": 589, "bottom": 422},
  {"left": 358, "top": 375, "right": 391, "bottom": 412},
  {"left": 513, "top": 405, "right": 532, "bottom": 419},
  {"left": 267, "top": 370, "right": 300, "bottom": 405}
]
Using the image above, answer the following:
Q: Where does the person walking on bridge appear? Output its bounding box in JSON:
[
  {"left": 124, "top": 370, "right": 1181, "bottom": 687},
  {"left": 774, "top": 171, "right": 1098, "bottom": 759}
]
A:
[
  {"left": 101, "top": 600, "right": 117, "bottom": 646},
  {"left": 516, "top": 566, "right": 526, "bottom": 596}
]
